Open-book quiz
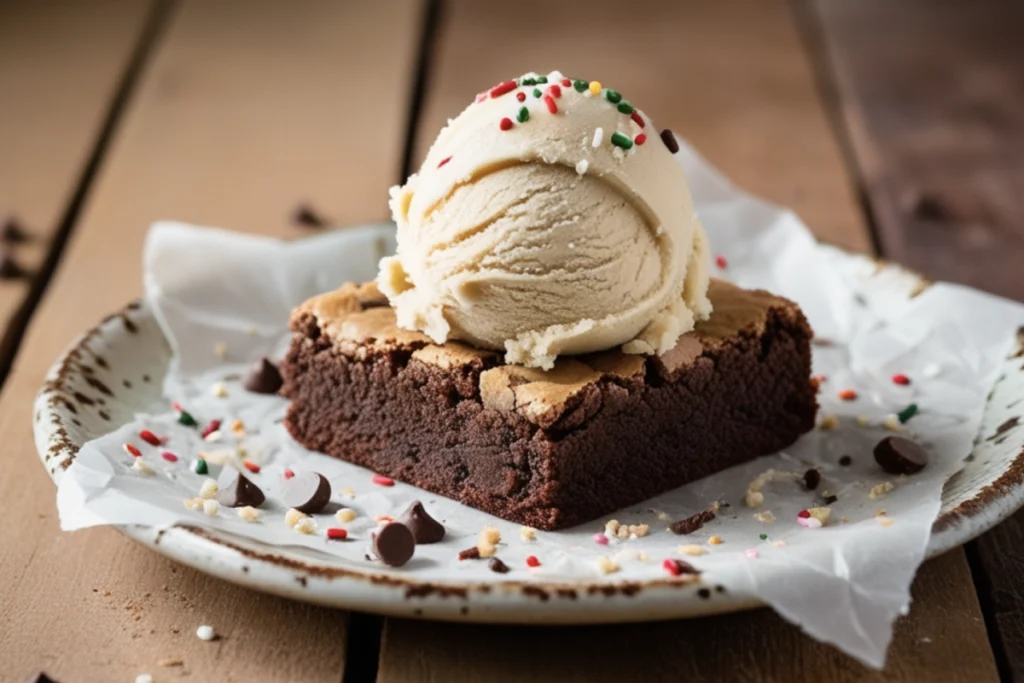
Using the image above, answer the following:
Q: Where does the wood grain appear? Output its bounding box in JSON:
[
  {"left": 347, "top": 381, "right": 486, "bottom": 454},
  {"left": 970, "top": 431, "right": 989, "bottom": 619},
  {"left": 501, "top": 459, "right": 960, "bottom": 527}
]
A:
[
  {"left": 413, "top": 0, "right": 868, "bottom": 251},
  {"left": 381, "top": 0, "right": 997, "bottom": 679},
  {"left": 0, "top": 1, "right": 423, "bottom": 680},
  {"left": 0, "top": 0, "right": 155, "bottom": 365},
  {"left": 813, "top": 1, "right": 1024, "bottom": 678},
  {"left": 379, "top": 551, "right": 997, "bottom": 683}
]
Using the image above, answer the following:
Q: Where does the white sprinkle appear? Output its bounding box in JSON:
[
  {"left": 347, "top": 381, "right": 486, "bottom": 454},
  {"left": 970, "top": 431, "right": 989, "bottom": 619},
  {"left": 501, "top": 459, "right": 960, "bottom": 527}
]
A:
[
  {"left": 922, "top": 363, "right": 942, "bottom": 378},
  {"left": 135, "top": 675, "right": 153, "bottom": 683},
  {"left": 592, "top": 127, "right": 604, "bottom": 148},
  {"left": 335, "top": 508, "right": 357, "bottom": 523},
  {"left": 183, "top": 497, "right": 203, "bottom": 511},
  {"left": 202, "top": 499, "right": 219, "bottom": 516},
  {"left": 199, "top": 479, "right": 219, "bottom": 499},
  {"left": 132, "top": 459, "right": 154, "bottom": 476},
  {"left": 237, "top": 506, "right": 260, "bottom": 522},
  {"left": 883, "top": 414, "right": 902, "bottom": 431},
  {"left": 285, "top": 508, "right": 308, "bottom": 528},
  {"left": 210, "top": 382, "right": 228, "bottom": 398},
  {"left": 294, "top": 517, "right": 318, "bottom": 535},
  {"left": 203, "top": 430, "right": 223, "bottom": 444},
  {"left": 575, "top": 159, "right": 589, "bottom": 175},
  {"left": 196, "top": 624, "right": 216, "bottom": 641},
  {"left": 568, "top": 242, "right": 575, "bottom": 249},
  {"left": 520, "top": 527, "right": 536, "bottom": 541}
]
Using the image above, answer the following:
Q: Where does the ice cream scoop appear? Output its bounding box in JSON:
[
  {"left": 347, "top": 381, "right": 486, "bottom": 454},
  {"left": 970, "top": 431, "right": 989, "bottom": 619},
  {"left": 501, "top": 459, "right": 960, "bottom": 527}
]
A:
[{"left": 378, "top": 70, "right": 711, "bottom": 369}]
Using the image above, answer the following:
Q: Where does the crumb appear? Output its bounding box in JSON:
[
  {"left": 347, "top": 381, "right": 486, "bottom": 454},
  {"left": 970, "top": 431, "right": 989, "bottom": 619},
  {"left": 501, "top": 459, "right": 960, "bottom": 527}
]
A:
[
  {"left": 596, "top": 556, "right": 620, "bottom": 574},
  {"left": 237, "top": 506, "right": 259, "bottom": 522},
  {"left": 480, "top": 527, "right": 501, "bottom": 546},
  {"left": 771, "top": 540, "right": 787, "bottom": 547},
  {"left": 335, "top": 508, "right": 357, "bottom": 523},
  {"left": 670, "top": 509, "right": 716, "bottom": 535},
  {"left": 342, "top": 487, "right": 355, "bottom": 497},
  {"left": 199, "top": 479, "right": 219, "bottom": 499},
  {"left": 708, "top": 536, "right": 724, "bottom": 545},
  {"left": 806, "top": 507, "right": 832, "bottom": 526},
  {"left": 678, "top": 544, "right": 706, "bottom": 556},
  {"left": 213, "top": 342, "right": 228, "bottom": 360},
  {"left": 745, "top": 548, "right": 760, "bottom": 559},
  {"left": 818, "top": 414, "right": 839, "bottom": 431},
  {"left": 869, "top": 482, "right": 894, "bottom": 500},
  {"left": 878, "top": 516, "right": 894, "bottom": 527},
  {"left": 285, "top": 508, "right": 308, "bottom": 527},
  {"left": 131, "top": 459, "right": 154, "bottom": 476},
  {"left": 230, "top": 418, "right": 246, "bottom": 436},
  {"left": 520, "top": 527, "right": 536, "bottom": 541},
  {"left": 135, "top": 675, "right": 153, "bottom": 683},
  {"left": 477, "top": 542, "right": 496, "bottom": 558},
  {"left": 745, "top": 469, "right": 801, "bottom": 508},
  {"left": 183, "top": 498, "right": 203, "bottom": 512},
  {"left": 246, "top": 326, "right": 257, "bottom": 336},
  {"left": 294, "top": 517, "right": 318, "bottom": 535},
  {"left": 753, "top": 511, "right": 776, "bottom": 524},
  {"left": 210, "top": 382, "right": 228, "bottom": 398},
  {"left": 157, "top": 658, "right": 184, "bottom": 667},
  {"left": 883, "top": 414, "right": 902, "bottom": 431},
  {"left": 196, "top": 624, "right": 216, "bottom": 641},
  {"left": 857, "top": 415, "right": 870, "bottom": 426},
  {"left": 202, "top": 499, "right": 219, "bottom": 516},
  {"left": 637, "top": 551, "right": 649, "bottom": 562},
  {"left": 655, "top": 510, "right": 672, "bottom": 522},
  {"left": 875, "top": 509, "right": 887, "bottom": 516}
]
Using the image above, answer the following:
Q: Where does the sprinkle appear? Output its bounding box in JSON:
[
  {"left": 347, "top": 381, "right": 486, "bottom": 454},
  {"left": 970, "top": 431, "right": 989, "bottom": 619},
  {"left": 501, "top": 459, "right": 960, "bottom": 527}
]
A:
[
  {"left": 610, "top": 132, "right": 633, "bottom": 149},
  {"left": 897, "top": 403, "right": 919, "bottom": 423},
  {"left": 707, "top": 535, "right": 724, "bottom": 545},
  {"left": 202, "top": 499, "right": 219, "bottom": 516},
  {"left": 474, "top": 91, "right": 486, "bottom": 103},
  {"left": 210, "top": 382, "right": 228, "bottom": 398},
  {"left": 132, "top": 459, "right": 154, "bottom": 476},
  {"left": 294, "top": 517, "right": 318, "bottom": 535},
  {"left": 660, "top": 129, "right": 680, "bottom": 153},
  {"left": 535, "top": 75, "right": 548, "bottom": 84},
  {"left": 838, "top": 388, "right": 858, "bottom": 401},
  {"left": 526, "top": 555, "right": 541, "bottom": 567},
  {"left": 203, "top": 430, "right": 222, "bottom": 443},
  {"left": 573, "top": 79, "right": 587, "bottom": 92},
  {"left": 520, "top": 527, "right": 536, "bottom": 541},
  {"left": 192, "top": 458, "right": 208, "bottom": 475},
  {"left": 285, "top": 508, "right": 308, "bottom": 527},
  {"left": 596, "top": 556, "right": 619, "bottom": 574},
  {"left": 678, "top": 544, "right": 705, "bottom": 556},
  {"left": 543, "top": 94, "right": 557, "bottom": 114},
  {"left": 869, "top": 481, "right": 894, "bottom": 499},
  {"left": 634, "top": 133, "right": 646, "bottom": 145},
  {"left": 759, "top": 533, "right": 768, "bottom": 540},
  {"left": 375, "top": 514, "right": 395, "bottom": 524},
  {"left": 753, "top": 511, "right": 776, "bottom": 524},
  {"left": 922, "top": 363, "right": 942, "bottom": 378},
  {"left": 372, "top": 474, "right": 394, "bottom": 487},
  {"left": 592, "top": 127, "right": 604, "bottom": 148},
  {"left": 575, "top": 159, "right": 589, "bottom": 175},
  {"left": 892, "top": 373, "right": 911, "bottom": 386},
  {"left": 617, "top": 101, "right": 633, "bottom": 114},
  {"left": 123, "top": 443, "right": 142, "bottom": 458},
  {"left": 237, "top": 506, "right": 259, "bottom": 522},
  {"left": 516, "top": 106, "right": 529, "bottom": 123},
  {"left": 327, "top": 527, "right": 348, "bottom": 540},
  {"left": 520, "top": 77, "right": 536, "bottom": 86},
  {"left": 161, "top": 451, "right": 178, "bottom": 463},
  {"left": 715, "top": 255, "right": 728, "bottom": 269},
  {"left": 488, "top": 80, "right": 517, "bottom": 98},
  {"left": 604, "top": 89, "right": 622, "bottom": 104},
  {"left": 199, "top": 479, "right": 219, "bottom": 499},
  {"left": 839, "top": 455, "right": 852, "bottom": 466},
  {"left": 499, "top": 117, "right": 513, "bottom": 131},
  {"left": 242, "top": 460, "right": 261, "bottom": 474},
  {"left": 797, "top": 509, "right": 810, "bottom": 518},
  {"left": 630, "top": 110, "right": 645, "bottom": 128},
  {"left": 283, "top": 468, "right": 295, "bottom": 479},
  {"left": 593, "top": 533, "right": 609, "bottom": 545},
  {"left": 214, "top": 342, "right": 228, "bottom": 360},
  {"left": 560, "top": 77, "right": 571, "bottom": 87},
  {"left": 516, "top": 91, "right": 526, "bottom": 102},
  {"left": 532, "top": 88, "right": 542, "bottom": 98},
  {"left": 139, "top": 429, "right": 161, "bottom": 446},
  {"left": 745, "top": 548, "right": 760, "bottom": 559},
  {"left": 177, "top": 410, "right": 197, "bottom": 427},
  {"left": 589, "top": 81, "right": 602, "bottom": 95},
  {"left": 548, "top": 84, "right": 562, "bottom": 98},
  {"left": 663, "top": 558, "right": 698, "bottom": 577},
  {"left": 196, "top": 625, "right": 216, "bottom": 641},
  {"left": 230, "top": 418, "right": 245, "bottom": 436},
  {"left": 201, "top": 419, "right": 222, "bottom": 439}
]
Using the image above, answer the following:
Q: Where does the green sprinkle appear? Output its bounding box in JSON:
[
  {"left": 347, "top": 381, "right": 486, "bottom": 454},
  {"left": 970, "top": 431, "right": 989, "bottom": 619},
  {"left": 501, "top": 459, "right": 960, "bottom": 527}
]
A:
[
  {"left": 177, "top": 410, "right": 197, "bottom": 427},
  {"left": 533, "top": 88, "right": 542, "bottom": 98},
  {"left": 897, "top": 403, "right": 919, "bottom": 424},
  {"left": 536, "top": 75, "right": 548, "bottom": 84},
  {"left": 759, "top": 533, "right": 768, "bottom": 541},
  {"left": 193, "top": 458, "right": 208, "bottom": 475},
  {"left": 516, "top": 106, "right": 529, "bottom": 123},
  {"left": 573, "top": 79, "right": 588, "bottom": 92},
  {"left": 610, "top": 131, "right": 633, "bottom": 149},
  {"left": 617, "top": 101, "right": 634, "bottom": 114},
  {"left": 604, "top": 89, "right": 622, "bottom": 104},
  {"left": 520, "top": 77, "right": 537, "bottom": 86}
]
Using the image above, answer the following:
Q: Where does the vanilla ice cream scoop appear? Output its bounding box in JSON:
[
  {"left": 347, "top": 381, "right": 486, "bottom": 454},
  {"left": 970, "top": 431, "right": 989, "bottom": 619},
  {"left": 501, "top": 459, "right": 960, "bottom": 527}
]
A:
[{"left": 378, "top": 71, "right": 711, "bottom": 369}]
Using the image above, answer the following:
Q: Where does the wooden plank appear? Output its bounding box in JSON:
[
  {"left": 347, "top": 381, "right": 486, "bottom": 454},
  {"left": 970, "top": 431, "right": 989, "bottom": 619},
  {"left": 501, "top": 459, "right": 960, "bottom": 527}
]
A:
[
  {"left": 379, "top": 551, "right": 997, "bottom": 683},
  {"left": 0, "top": 1, "right": 423, "bottom": 680},
  {"left": 380, "top": 0, "right": 997, "bottom": 680},
  {"left": 0, "top": 0, "right": 155, "bottom": 364},
  {"left": 412, "top": 0, "right": 868, "bottom": 251},
  {"left": 813, "top": 1, "right": 1024, "bottom": 678}
]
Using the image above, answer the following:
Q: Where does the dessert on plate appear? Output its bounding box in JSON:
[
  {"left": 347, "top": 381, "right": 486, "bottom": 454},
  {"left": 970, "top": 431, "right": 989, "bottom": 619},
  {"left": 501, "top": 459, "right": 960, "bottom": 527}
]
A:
[{"left": 282, "top": 71, "right": 817, "bottom": 530}]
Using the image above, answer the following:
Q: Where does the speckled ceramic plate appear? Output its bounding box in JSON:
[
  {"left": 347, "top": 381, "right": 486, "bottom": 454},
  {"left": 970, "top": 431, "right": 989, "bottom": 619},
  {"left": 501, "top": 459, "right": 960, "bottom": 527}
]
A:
[{"left": 33, "top": 258, "right": 1024, "bottom": 623}]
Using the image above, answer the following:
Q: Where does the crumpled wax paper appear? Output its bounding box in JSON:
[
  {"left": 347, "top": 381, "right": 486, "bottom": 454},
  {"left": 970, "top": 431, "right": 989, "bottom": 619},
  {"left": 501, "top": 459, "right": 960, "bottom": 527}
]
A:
[{"left": 56, "top": 141, "right": 1024, "bottom": 668}]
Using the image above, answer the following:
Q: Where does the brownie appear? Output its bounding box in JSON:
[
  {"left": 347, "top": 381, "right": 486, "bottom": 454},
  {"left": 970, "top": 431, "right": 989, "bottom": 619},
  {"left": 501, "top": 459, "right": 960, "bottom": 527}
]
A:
[{"left": 281, "top": 279, "right": 817, "bottom": 530}]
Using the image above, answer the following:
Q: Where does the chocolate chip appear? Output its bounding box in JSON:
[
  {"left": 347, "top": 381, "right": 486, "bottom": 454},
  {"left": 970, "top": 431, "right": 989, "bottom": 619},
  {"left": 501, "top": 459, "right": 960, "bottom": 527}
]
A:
[
  {"left": 838, "top": 455, "right": 852, "bottom": 466},
  {"left": 458, "top": 546, "right": 481, "bottom": 561},
  {"left": 373, "top": 522, "right": 415, "bottom": 567},
  {"left": 396, "top": 500, "right": 445, "bottom": 544},
  {"left": 23, "top": 673, "right": 59, "bottom": 683},
  {"left": 281, "top": 471, "right": 331, "bottom": 514},
  {"left": 803, "top": 468, "right": 821, "bottom": 490},
  {"left": 216, "top": 471, "right": 266, "bottom": 508},
  {"left": 660, "top": 128, "right": 680, "bottom": 154},
  {"left": 874, "top": 436, "right": 929, "bottom": 475},
  {"left": 0, "top": 247, "right": 25, "bottom": 279},
  {"left": 670, "top": 508, "right": 716, "bottom": 535},
  {"left": 290, "top": 202, "right": 328, "bottom": 228},
  {"left": 697, "top": 588, "right": 711, "bottom": 599},
  {"left": 488, "top": 557, "right": 510, "bottom": 574},
  {"left": 1, "top": 215, "right": 27, "bottom": 242},
  {"left": 243, "top": 358, "right": 283, "bottom": 394},
  {"left": 822, "top": 494, "right": 838, "bottom": 505}
]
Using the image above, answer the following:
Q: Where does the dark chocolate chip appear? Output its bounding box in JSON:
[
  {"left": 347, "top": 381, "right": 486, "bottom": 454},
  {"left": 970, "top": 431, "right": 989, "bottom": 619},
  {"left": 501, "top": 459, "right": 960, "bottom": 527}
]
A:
[
  {"left": 0, "top": 247, "right": 25, "bottom": 279},
  {"left": 1, "top": 215, "right": 27, "bottom": 242},
  {"left": 697, "top": 588, "right": 711, "bottom": 599},
  {"left": 822, "top": 494, "right": 838, "bottom": 505},
  {"left": 396, "top": 500, "right": 445, "bottom": 544},
  {"left": 874, "top": 436, "right": 929, "bottom": 475},
  {"left": 839, "top": 455, "right": 852, "bottom": 467},
  {"left": 243, "top": 358, "right": 283, "bottom": 395},
  {"left": 373, "top": 522, "right": 415, "bottom": 567},
  {"left": 660, "top": 128, "right": 680, "bottom": 154},
  {"left": 290, "top": 202, "right": 328, "bottom": 228},
  {"left": 670, "top": 508, "right": 716, "bottom": 535},
  {"left": 281, "top": 471, "right": 331, "bottom": 513},
  {"left": 216, "top": 471, "right": 266, "bottom": 508},
  {"left": 23, "top": 673, "right": 59, "bottom": 683},
  {"left": 488, "top": 557, "right": 510, "bottom": 574},
  {"left": 458, "top": 546, "right": 481, "bottom": 561},
  {"left": 803, "top": 468, "right": 821, "bottom": 490}
]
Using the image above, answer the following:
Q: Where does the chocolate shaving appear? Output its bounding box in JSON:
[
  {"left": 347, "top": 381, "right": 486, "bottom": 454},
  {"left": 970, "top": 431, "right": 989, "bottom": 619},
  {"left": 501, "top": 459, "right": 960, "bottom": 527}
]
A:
[
  {"left": 487, "top": 557, "right": 510, "bottom": 574},
  {"left": 458, "top": 546, "right": 481, "bottom": 561},
  {"left": 670, "top": 509, "right": 716, "bottom": 535}
]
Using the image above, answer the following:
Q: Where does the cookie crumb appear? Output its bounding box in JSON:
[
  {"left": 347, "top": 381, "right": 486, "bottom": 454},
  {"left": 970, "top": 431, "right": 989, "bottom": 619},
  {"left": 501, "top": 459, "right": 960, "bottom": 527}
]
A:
[
  {"left": 183, "top": 498, "right": 203, "bottom": 511},
  {"left": 294, "top": 517, "right": 318, "bottom": 535},
  {"left": 335, "top": 508, "right": 357, "bottom": 523},
  {"left": 869, "top": 481, "right": 894, "bottom": 499},
  {"left": 237, "top": 506, "right": 259, "bottom": 522},
  {"left": 285, "top": 508, "right": 308, "bottom": 527},
  {"left": 596, "top": 556, "right": 620, "bottom": 574},
  {"left": 199, "top": 479, "right": 219, "bottom": 499},
  {"left": 878, "top": 516, "right": 894, "bottom": 527},
  {"left": 883, "top": 414, "right": 902, "bottom": 431},
  {"left": 678, "top": 544, "right": 706, "bottom": 556},
  {"left": 707, "top": 535, "right": 724, "bottom": 545},
  {"left": 806, "top": 506, "right": 832, "bottom": 526},
  {"left": 818, "top": 414, "right": 839, "bottom": 431},
  {"left": 670, "top": 509, "right": 716, "bottom": 535},
  {"left": 131, "top": 459, "right": 154, "bottom": 476},
  {"left": 210, "top": 382, "right": 228, "bottom": 398},
  {"left": 480, "top": 527, "right": 501, "bottom": 546},
  {"left": 520, "top": 527, "right": 536, "bottom": 541},
  {"left": 771, "top": 540, "right": 787, "bottom": 548},
  {"left": 213, "top": 342, "right": 228, "bottom": 360},
  {"left": 745, "top": 469, "right": 801, "bottom": 508},
  {"left": 202, "top": 499, "right": 219, "bottom": 516},
  {"left": 157, "top": 657, "right": 184, "bottom": 667},
  {"left": 753, "top": 511, "right": 776, "bottom": 524}
]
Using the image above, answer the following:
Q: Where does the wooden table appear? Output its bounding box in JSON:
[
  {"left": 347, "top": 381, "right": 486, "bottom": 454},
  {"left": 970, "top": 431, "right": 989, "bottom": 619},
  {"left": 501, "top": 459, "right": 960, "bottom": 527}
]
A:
[{"left": 1, "top": 1, "right": 1020, "bottom": 680}]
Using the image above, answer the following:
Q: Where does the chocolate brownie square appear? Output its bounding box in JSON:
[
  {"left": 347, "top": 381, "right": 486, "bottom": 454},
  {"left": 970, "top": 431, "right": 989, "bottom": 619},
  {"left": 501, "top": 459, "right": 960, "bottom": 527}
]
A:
[{"left": 281, "top": 279, "right": 817, "bottom": 530}]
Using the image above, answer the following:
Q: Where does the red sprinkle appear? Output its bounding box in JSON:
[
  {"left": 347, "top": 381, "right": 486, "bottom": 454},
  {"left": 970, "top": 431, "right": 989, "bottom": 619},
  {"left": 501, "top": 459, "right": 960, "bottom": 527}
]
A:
[
  {"left": 892, "top": 373, "right": 911, "bottom": 386},
  {"left": 838, "top": 389, "right": 858, "bottom": 401},
  {"left": 631, "top": 111, "right": 645, "bottom": 128},
  {"left": 474, "top": 91, "right": 487, "bottom": 103},
  {"left": 560, "top": 78, "right": 571, "bottom": 87},
  {"left": 662, "top": 559, "right": 684, "bottom": 576},
  {"left": 635, "top": 133, "right": 647, "bottom": 146},
  {"left": 161, "top": 451, "right": 179, "bottom": 463},
  {"left": 172, "top": 401, "right": 183, "bottom": 413},
  {"left": 201, "top": 419, "right": 222, "bottom": 439},
  {"left": 372, "top": 474, "right": 395, "bottom": 487},
  {"left": 543, "top": 95, "right": 558, "bottom": 114},
  {"left": 139, "top": 429, "right": 161, "bottom": 446},
  {"left": 488, "top": 80, "right": 517, "bottom": 98},
  {"left": 243, "top": 460, "right": 261, "bottom": 474},
  {"left": 798, "top": 509, "right": 811, "bottom": 519},
  {"left": 123, "top": 443, "right": 142, "bottom": 458},
  {"left": 499, "top": 117, "right": 513, "bottom": 131},
  {"left": 715, "top": 255, "right": 728, "bottom": 269},
  {"left": 526, "top": 555, "right": 540, "bottom": 568},
  {"left": 437, "top": 156, "right": 452, "bottom": 168},
  {"left": 327, "top": 527, "right": 348, "bottom": 540},
  {"left": 283, "top": 468, "right": 295, "bottom": 480},
  {"left": 813, "top": 374, "right": 828, "bottom": 385},
  {"left": 547, "top": 84, "right": 562, "bottom": 98},
  {"left": 516, "top": 91, "right": 526, "bottom": 102}
]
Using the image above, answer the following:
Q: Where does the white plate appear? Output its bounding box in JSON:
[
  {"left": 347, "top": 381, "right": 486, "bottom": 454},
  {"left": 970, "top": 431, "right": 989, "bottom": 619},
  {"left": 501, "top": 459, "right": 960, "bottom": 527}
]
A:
[{"left": 34, "top": 261, "right": 1024, "bottom": 623}]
